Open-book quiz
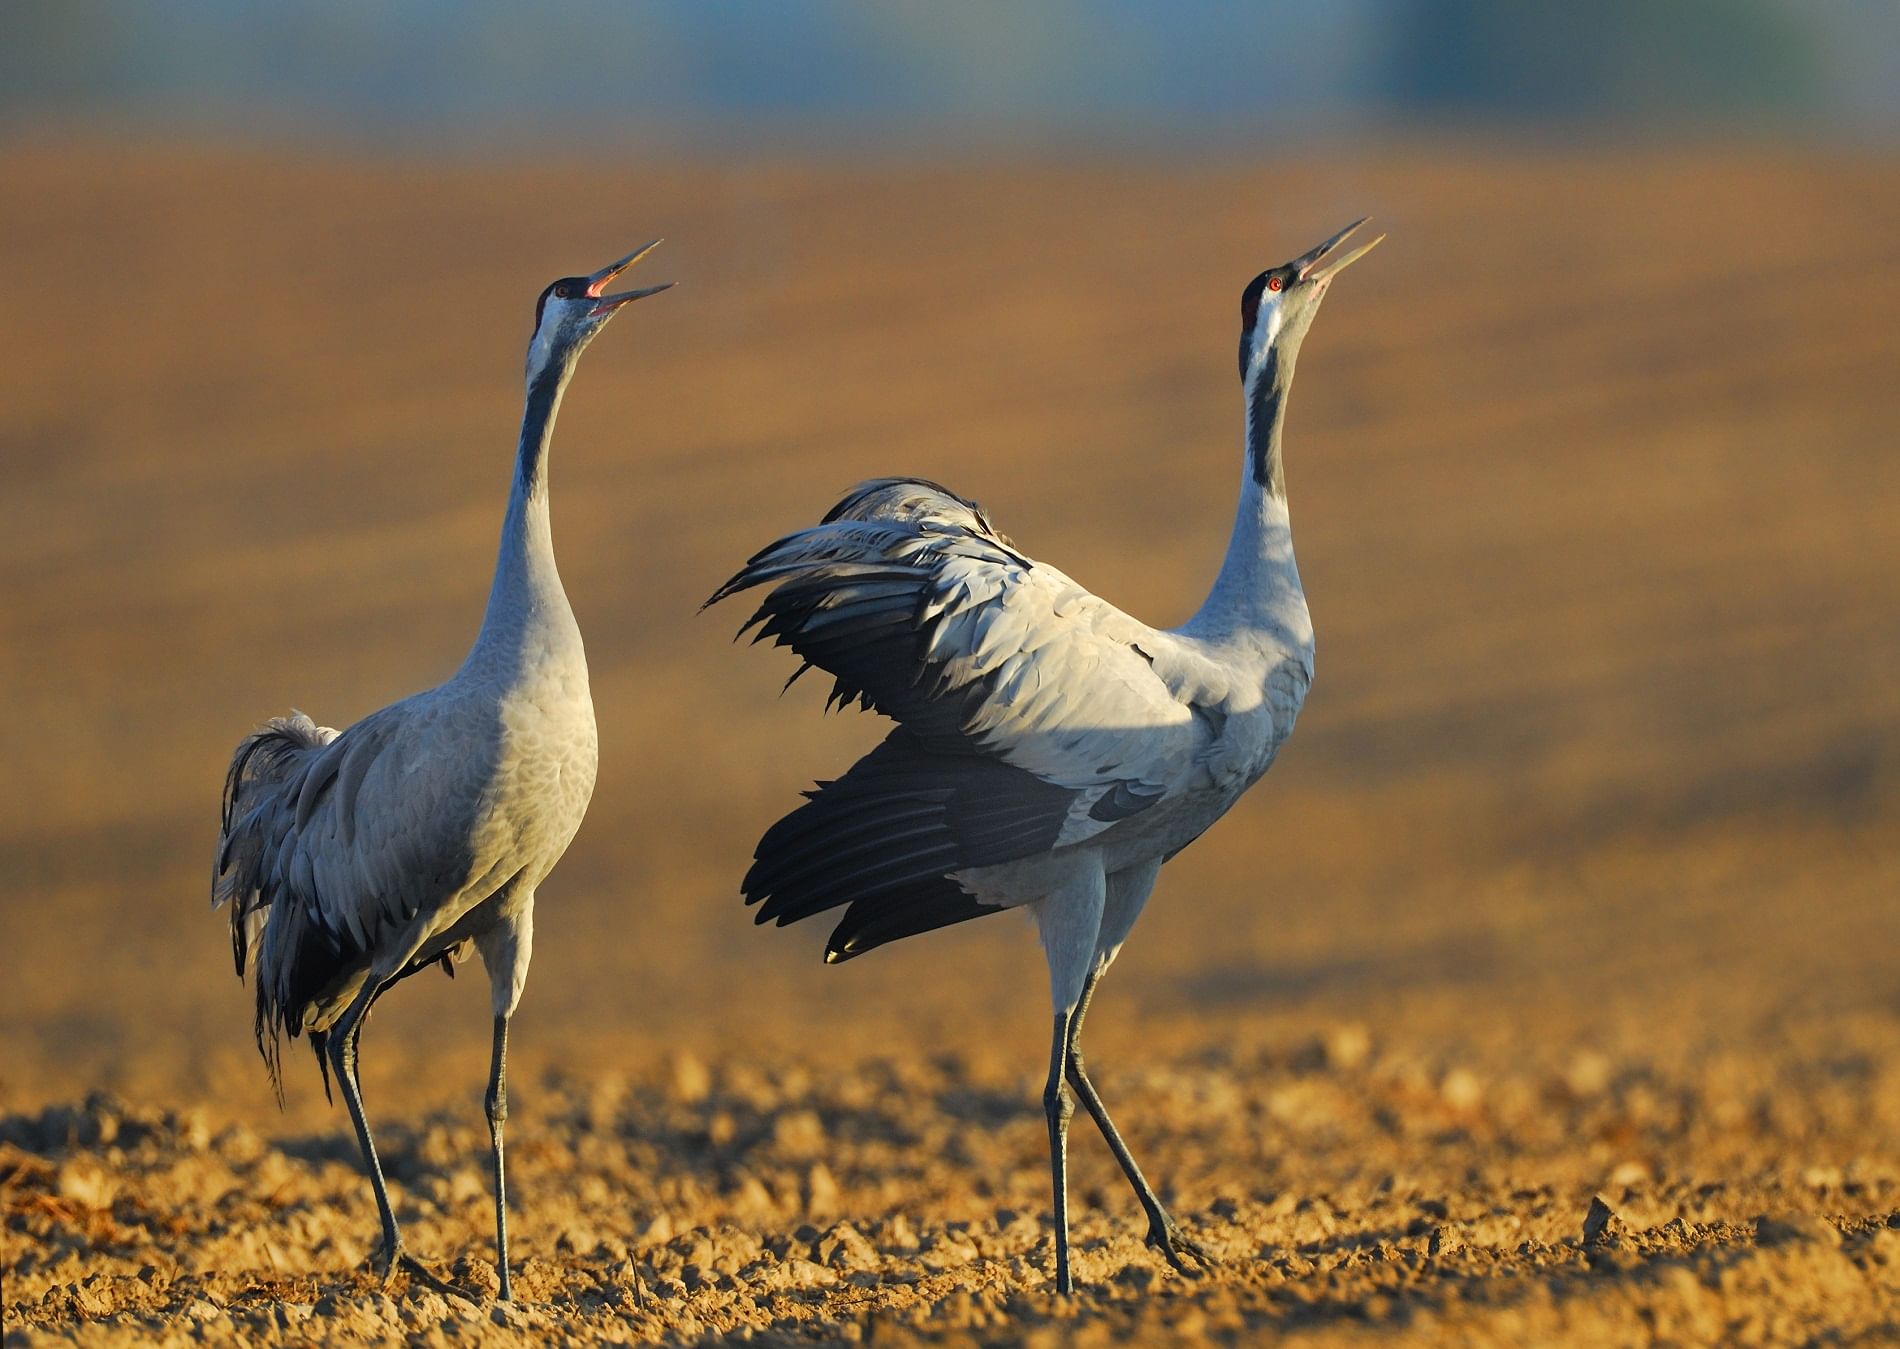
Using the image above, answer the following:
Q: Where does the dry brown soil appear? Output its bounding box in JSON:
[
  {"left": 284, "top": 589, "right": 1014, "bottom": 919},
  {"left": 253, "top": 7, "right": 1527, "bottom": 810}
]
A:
[{"left": 2, "top": 140, "right": 1897, "bottom": 1344}]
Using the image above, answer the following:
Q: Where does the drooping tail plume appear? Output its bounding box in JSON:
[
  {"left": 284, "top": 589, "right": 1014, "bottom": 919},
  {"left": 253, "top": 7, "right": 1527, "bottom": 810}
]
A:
[{"left": 213, "top": 711, "right": 336, "bottom": 1096}]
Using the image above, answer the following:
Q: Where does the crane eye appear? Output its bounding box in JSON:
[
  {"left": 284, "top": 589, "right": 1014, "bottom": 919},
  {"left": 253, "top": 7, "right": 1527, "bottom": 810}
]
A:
[{"left": 1266, "top": 275, "right": 1283, "bottom": 292}]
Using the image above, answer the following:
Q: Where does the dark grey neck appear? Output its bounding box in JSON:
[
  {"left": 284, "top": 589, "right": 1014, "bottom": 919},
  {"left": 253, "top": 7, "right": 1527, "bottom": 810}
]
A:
[
  {"left": 1245, "top": 343, "right": 1295, "bottom": 500},
  {"left": 463, "top": 347, "right": 581, "bottom": 673},
  {"left": 516, "top": 354, "right": 574, "bottom": 498}
]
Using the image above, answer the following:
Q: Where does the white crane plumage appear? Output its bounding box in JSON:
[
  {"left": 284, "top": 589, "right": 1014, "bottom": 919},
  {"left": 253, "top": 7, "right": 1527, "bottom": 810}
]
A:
[
  {"left": 212, "top": 244, "right": 671, "bottom": 1299},
  {"left": 713, "top": 220, "right": 1381, "bottom": 1293}
]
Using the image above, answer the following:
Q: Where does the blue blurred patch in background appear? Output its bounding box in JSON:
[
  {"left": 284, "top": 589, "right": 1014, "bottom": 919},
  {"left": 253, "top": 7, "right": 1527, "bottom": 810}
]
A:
[{"left": 3, "top": 0, "right": 1896, "bottom": 149}]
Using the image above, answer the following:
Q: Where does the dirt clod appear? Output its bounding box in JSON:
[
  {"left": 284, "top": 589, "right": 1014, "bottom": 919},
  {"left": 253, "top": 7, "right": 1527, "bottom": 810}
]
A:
[
  {"left": 1581, "top": 1196, "right": 1623, "bottom": 1246},
  {"left": 815, "top": 1221, "right": 879, "bottom": 1270},
  {"left": 1754, "top": 1212, "right": 1841, "bottom": 1248}
]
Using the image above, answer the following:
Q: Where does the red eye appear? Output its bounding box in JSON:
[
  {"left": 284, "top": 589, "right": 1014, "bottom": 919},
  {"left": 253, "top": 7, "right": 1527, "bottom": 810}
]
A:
[{"left": 1266, "top": 275, "right": 1283, "bottom": 292}]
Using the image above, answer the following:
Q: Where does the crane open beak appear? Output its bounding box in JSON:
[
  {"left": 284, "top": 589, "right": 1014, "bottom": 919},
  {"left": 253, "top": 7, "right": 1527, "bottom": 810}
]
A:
[
  {"left": 1295, "top": 218, "right": 1385, "bottom": 285},
  {"left": 586, "top": 240, "right": 674, "bottom": 314}
]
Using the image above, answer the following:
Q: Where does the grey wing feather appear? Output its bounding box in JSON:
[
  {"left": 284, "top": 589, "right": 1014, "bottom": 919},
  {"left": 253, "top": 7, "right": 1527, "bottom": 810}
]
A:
[
  {"left": 213, "top": 700, "right": 483, "bottom": 1095},
  {"left": 215, "top": 711, "right": 336, "bottom": 930},
  {"left": 714, "top": 478, "right": 1224, "bottom": 874},
  {"left": 213, "top": 712, "right": 337, "bottom": 1092}
]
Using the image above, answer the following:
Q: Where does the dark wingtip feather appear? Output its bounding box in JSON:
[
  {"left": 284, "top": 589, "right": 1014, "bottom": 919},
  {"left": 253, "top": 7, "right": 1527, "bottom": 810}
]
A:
[
  {"left": 310, "top": 1030, "right": 333, "bottom": 1106},
  {"left": 714, "top": 477, "right": 1025, "bottom": 733},
  {"left": 703, "top": 564, "right": 762, "bottom": 611},
  {"left": 742, "top": 732, "right": 1070, "bottom": 962},
  {"left": 821, "top": 874, "right": 1005, "bottom": 962},
  {"left": 780, "top": 661, "right": 813, "bottom": 695}
]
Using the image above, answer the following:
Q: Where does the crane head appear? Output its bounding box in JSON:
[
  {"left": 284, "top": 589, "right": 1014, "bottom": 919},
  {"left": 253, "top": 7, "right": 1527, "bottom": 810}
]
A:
[
  {"left": 527, "top": 240, "right": 673, "bottom": 376},
  {"left": 1238, "top": 218, "right": 1383, "bottom": 381}
]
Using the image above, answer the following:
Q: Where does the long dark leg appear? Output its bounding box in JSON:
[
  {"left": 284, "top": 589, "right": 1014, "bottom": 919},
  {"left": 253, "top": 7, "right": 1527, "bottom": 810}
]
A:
[
  {"left": 328, "top": 985, "right": 465, "bottom": 1297},
  {"left": 1043, "top": 1007, "right": 1077, "bottom": 1294},
  {"left": 1065, "top": 968, "right": 1210, "bottom": 1274},
  {"left": 485, "top": 1014, "right": 513, "bottom": 1302},
  {"left": 328, "top": 985, "right": 405, "bottom": 1274}
]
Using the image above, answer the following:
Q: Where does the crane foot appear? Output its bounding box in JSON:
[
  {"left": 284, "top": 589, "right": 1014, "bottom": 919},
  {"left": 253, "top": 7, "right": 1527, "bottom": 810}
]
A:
[
  {"left": 370, "top": 1236, "right": 405, "bottom": 1285},
  {"left": 369, "top": 1241, "right": 475, "bottom": 1302},
  {"left": 397, "top": 1253, "right": 476, "bottom": 1302},
  {"left": 1144, "top": 1219, "right": 1214, "bottom": 1276}
]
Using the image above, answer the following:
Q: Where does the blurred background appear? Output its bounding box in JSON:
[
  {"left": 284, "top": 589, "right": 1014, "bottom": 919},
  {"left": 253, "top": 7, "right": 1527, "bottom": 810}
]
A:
[
  {"left": 6, "top": 0, "right": 1900, "bottom": 145},
  {"left": 1, "top": 0, "right": 1896, "bottom": 1131}
]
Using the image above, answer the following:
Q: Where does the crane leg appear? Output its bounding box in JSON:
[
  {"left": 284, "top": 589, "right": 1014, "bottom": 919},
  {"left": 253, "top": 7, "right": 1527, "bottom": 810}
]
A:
[
  {"left": 1064, "top": 968, "right": 1212, "bottom": 1276},
  {"left": 328, "top": 986, "right": 404, "bottom": 1271},
  {"left": 1042, "top": 1007, "right": 1077, "bottom": 1294},
  {"left": 484, "top": 1014, "right": 513, "bottom": 1302},
  {"left": 328, "top": 984, "right": 466, "bottom": 1299}
]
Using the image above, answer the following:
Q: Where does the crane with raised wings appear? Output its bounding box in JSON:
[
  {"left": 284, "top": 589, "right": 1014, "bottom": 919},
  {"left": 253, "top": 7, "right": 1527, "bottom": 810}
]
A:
[{"left": 712, "top": 220, "right": 1381, "bottom": 1293}]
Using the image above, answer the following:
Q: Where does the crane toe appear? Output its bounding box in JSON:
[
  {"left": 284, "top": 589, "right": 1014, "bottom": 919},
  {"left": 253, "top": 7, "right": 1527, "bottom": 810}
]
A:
[
  {"left": 396, "top": 1252, "right": 476, "bottom": 1302},
  {"left": 371, "top": 1240, "right": 473, "bottom": 1302},
  {"left": 1144, "top": 1217, "right": 1214, "bottom": 1276}
]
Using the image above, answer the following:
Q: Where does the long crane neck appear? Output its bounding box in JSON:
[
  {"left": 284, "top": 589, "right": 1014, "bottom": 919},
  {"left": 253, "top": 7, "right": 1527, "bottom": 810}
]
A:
[
  {"left": 464, "top": 349, "right": 584, "bottom": 676},
  {"left": 1245, "top": 340, "right": 1295, "bottom": 501},
  {"left": 1185, "top": 331, "right": 1312, "bottom": 654}
]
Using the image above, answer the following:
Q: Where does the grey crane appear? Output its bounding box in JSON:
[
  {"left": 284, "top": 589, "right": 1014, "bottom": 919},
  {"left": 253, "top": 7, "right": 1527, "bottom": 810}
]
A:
[
  {"left": 711, "top": 221, "right": 1381, "bottom": 1293},
  {"left": 213, "top": 244, "right": 671, "bottom": 1299}
]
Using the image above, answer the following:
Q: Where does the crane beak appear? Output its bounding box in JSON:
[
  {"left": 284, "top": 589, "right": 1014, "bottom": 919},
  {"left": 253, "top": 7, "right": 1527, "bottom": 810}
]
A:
[
  {"left": 586, "top": 240, "right": 674, "bottom": 315},
  {"left": 1295, "top": 218, "right": 1385, "bottom": 285}
]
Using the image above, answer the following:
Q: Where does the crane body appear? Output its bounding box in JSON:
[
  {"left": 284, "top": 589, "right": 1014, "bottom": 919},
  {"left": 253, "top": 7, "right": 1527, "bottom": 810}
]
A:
[
  {"left": 213, "top": 244, "right": 671, "bottom": 1299},
  {"left": 714, "top": 220, "right": 1381, "bottom": 1292}
]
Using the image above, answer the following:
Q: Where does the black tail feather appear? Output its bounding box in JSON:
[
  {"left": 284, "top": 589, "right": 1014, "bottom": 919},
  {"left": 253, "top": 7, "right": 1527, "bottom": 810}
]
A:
[
  {"left": 824, "top": 874, "right": 1001, "bottom": 963},
  {"left": 309, "top": 1030, "right": 333, "bottom": 1105},
  {"left": 743, "top": 731, "right": 1073, "bottom": 961}
]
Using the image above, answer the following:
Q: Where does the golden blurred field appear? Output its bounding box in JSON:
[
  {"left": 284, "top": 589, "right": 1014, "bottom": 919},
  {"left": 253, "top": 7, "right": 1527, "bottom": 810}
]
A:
[{"left": 2, "top": 140, "right": 1897, "bottom": 1343}]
